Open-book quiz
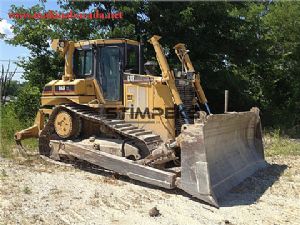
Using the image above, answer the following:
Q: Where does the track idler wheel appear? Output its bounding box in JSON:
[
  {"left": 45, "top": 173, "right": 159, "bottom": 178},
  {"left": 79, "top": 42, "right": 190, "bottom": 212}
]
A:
[{"left": 54, "top": 110, "right": 81, "bottom": 139}]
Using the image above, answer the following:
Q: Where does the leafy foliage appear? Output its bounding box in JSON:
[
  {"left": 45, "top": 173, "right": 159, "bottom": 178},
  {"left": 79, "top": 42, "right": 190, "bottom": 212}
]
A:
[
  {"left": 0, "top": 102, "right": 36, "bottom": 157},
  {"left": 3, "top": 1, "right": 300, "bottom": 130},
  {"left": 13, "top": 84, "right": 41, "bottom": 122},
  {"left": 5, "top": 80, "right": 23, "bottom": 97},
  {"left": 0, "top": 87, "right": 39, "bottom": 157}
]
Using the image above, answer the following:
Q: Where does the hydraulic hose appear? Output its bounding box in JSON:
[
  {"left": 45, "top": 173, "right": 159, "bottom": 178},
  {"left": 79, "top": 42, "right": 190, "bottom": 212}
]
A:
[
  {"left": 204, "top": 103, "right": 212, "bottom": 115},
  {"left": 178, "top": 104, "right": 190, "bottom": 124}
]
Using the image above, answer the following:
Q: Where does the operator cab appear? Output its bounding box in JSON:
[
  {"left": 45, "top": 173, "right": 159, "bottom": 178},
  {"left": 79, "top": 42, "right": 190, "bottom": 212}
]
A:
[{"left": 73, "top": 39, "right": 143, "bottom": 102}]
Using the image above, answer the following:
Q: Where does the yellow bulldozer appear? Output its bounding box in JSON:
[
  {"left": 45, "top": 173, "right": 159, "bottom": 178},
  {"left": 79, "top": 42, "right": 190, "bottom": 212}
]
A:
[{"left": 15, "top": 35, "right": 266, "bottom": 207}]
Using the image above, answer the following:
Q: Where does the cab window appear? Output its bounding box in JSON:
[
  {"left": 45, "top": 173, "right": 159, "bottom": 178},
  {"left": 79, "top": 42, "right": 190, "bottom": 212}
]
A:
[
  {"left": 126, "top": 45, "right": 138, "bottom": 71},
  {"left": 74, "top": 49, "right": 93, "bottom": 76}
]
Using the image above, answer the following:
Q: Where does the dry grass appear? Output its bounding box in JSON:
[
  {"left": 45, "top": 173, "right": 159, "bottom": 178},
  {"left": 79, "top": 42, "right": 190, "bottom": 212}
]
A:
[{"left": 264, "top": 130, "right": 300, "bottom": 157}]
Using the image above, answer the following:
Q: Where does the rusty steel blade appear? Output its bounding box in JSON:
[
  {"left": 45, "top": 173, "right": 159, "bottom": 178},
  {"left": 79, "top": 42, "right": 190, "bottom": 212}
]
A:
[{"left": 178, "top": 108, "right": 266, "bottom": 207}]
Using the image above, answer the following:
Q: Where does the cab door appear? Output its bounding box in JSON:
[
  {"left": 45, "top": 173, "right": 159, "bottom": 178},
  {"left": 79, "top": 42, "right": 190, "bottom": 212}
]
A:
[{"left": 98, "top": 46, "right": 123, "bottom": 102}]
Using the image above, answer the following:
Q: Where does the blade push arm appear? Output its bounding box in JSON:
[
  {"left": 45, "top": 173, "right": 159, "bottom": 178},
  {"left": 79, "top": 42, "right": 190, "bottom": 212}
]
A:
[
  {"left": 174, "top": 43, "right": 211, "bottom": 114},
  {"left": 149, "top": 35, "right": 190, "bottom": 124},
  {"left": 149, "top": 35, "right": 183, "bottom": 106}
]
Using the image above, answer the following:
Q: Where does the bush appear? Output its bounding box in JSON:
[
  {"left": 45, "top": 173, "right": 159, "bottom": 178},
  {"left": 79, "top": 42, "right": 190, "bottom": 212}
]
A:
[
  {"left": 0, "top": 103, "right": 23, "bottom": 157},
  {"left": 0, "top": 85, "right": 39, "bottom": 158},
  {"left": 14, "top": 84, "right": 41, "bottom": 123}
]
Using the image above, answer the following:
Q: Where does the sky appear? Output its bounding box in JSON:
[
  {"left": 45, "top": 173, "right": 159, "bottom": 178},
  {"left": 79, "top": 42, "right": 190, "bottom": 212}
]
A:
[{"left": 0, "top": 0, "right": 60, "bottom": 81}]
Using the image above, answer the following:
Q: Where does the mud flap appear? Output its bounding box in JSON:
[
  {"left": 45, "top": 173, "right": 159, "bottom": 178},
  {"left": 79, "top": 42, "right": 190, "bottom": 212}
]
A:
[{"left": 178, "top": 108, "right": 267, "bottom": 207}]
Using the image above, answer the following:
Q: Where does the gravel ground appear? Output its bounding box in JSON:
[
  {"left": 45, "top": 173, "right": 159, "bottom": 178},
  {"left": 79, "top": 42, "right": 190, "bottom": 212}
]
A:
[{"left": 0, "top": 155, "right": 299, "bottom": 225}]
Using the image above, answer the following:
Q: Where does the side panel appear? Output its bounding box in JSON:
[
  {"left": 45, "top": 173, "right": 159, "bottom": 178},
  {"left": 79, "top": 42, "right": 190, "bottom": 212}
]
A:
[
  {"left": 41, "top": 79, "right": 97, "bottom": 106},
  {"left": 123, "top": 82, "right": 175, "bottom": 141},
  {"left": 41, "top": 96, "right": 96, "bottom": 106}
]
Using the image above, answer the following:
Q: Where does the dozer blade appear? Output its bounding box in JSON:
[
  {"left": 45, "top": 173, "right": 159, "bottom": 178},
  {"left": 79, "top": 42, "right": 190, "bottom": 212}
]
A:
[{"left": 178, "top": 108, "right": 266, "bottom": 207}]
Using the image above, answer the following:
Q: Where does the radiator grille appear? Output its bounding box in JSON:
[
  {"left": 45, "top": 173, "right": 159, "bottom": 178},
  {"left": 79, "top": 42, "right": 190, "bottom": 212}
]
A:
[{"left": 175, "top": 79, "right": 195, "bottom": 136}]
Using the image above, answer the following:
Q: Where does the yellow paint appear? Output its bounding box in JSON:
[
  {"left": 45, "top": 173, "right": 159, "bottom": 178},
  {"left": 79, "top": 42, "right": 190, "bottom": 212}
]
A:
[
  {"left": 54, "top": 111, "right": 73, "bottom": 138},
  {"left": 51, "top": 40, "right": 75, "bottom": 81},
  {"left": 124, "top": 80, "right": 175, "bottom": 141},
  {"left": 74, "top": 39, "right": 139, "bottom": 48},
  {"left": 174, "top": 43, "right": 208, "bottom": 104},
  {"left": 92, "top": 79, "right": 106, "bottom": 104},
  {"left": 149, "top": 35, "right": 183, "bottom": 106},
  {"left": 41, "top": 79, "right": 107, "bottom": 105},
  {"left": 41, "top": 96, "right": 96, "bottom": 106},
  {"left": 14, "top": 108, "right": 52, "bottom": 141},
  {"left": 16, "top": 35, "right": 197, "bottom": 143},
  {"left": 64, "top": 41, "right": 75, "bottom": 81}
]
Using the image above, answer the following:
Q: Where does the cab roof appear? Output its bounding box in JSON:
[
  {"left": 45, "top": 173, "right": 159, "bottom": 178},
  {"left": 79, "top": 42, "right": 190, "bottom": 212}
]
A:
[{"left": 74, "top": 39, "right": 139, "bottom": 48}]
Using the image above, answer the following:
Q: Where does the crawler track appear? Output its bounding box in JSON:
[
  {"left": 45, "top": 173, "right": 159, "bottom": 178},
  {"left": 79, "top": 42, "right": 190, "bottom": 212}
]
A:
[{"left": 39, "top": 104, "right": 163, "bottom": 159}]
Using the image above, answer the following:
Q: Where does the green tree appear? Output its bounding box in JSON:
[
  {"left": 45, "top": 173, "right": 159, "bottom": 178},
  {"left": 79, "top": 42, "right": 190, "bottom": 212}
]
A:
[
  {"left": 4, "top": 0, "right": 300, "bottom": 130},
  {"left": 146, "top": 1, "right": 266, "bottom": 112},
  {"left": 262, "top": 2, "right": 300, "bottom": 126},
  {"left": 242, "top": 2, "right": 300, "bottom": 127},
  {"left": 7, "top": 1, "right": 147, "bottom": 89}
]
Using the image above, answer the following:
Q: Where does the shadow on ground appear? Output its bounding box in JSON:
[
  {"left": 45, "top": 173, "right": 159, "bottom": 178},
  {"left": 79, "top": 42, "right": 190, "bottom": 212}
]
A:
[
  {"left": 219, "top": 163, "right": 287, "bottom": 207},
  {"left": 58, "top": 158, "right": 287, "bottom": 208},
  {"left": 70, "top": 158, "right": 211, "bottom": 204}
]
